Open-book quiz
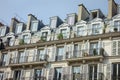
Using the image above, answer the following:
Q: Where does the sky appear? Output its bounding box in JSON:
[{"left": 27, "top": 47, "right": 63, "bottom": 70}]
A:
[{"left": 0, "top": 0, "right": 120, "bottom": 26}]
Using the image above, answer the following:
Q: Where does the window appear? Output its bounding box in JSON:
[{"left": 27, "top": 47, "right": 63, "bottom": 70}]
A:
[
  {"left": 92, "top": 24, "right": 101, "bottom": 35},
  {"left": 24, "top": 70, "right": 31, "bottom": 80},
  {"left": 114, "top": 20, "right": 120, "bottom": 31},
  {"left": 50, "top": 19, "right": 56, "bottom": 28},
  {"left": 89, "top": 64, "right": 97, "bottom": 80},
  {"left": 0, "top": 72, "right": 3, "bottom": 80},
  {"left": 41, "top": 32, "right": 48, "bottom": 41},
  {"left": 74, "top": 45, "right": 79, "bottom": 57},
  {"left": 7, "top": 37, "right": 14, "bottom": 46},
  {"left": 54, "top": 68, "right": 62, "bottom": 80},
  {"left": 112, "top": 40, "right": 120, "bottom": 55},
  {"left": 34, "top": 69, "right": 42, "bottom": 80},
  {"left": 68, "top": 16, "right": 74, "bottom": 25},
  {"left": 23, "top": 35, "right": 29, "bottom": 44},
  {"left": 61, "top": 29, "right": 67, "bottom": 39},
  {"left": 119, "top": 5, "right": 120, "bottom": 14},
  {"left": 19, "top": 51, "right": 25, "bottom": 63},
  {"left": 112, "top": 63, "right": 120, "bottom": 80},
  {"left": 1, "top": 53, "right": 7, "bottom": 66},
  {"left": 90, "top": 42, "right": 98, "bottom": 56},
  {"left": 15, "top": 23, "right": 22, "bottom": 34},
  {"left": 0, "top": 27, "right": 5, "bottom": 36},
  {"left": 72, "top": 66, "right": 80, "bottom": 80},
  {"left": 13, "top": 70, "right": 21, "bottom": 80},
  {"left": 56, "top": 47, "right": 64, "bottom": 61},
  {"left": 77, "top": 26, "right": 85, "bottom": 36},
  {"left": 31, "top": 22, "right": 38, "bottom": 32},
  {"left": 37, "top": 49, "right": 46, "bottom": 61}
]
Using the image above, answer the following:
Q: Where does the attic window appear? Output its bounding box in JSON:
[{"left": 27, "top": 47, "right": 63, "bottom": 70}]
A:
[{"left": 92, "top": 12, "right": 97, "bottom": 19}]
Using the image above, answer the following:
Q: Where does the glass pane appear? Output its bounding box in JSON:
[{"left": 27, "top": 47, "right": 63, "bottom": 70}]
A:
[
  {"left": 92, "top": 24, "right": 100, "bottom": 34},
  {"left": 31, "top": 22, "right": 38, "bottom": 32},
  {"left": 113, "top": 64, "right": 117, "bottom": 80},
  {"left": 54, "top": 68, "right": 62, "bottom": 80},
  {"left": 35, "top": 69, "right": 42, "bottom": 80}
]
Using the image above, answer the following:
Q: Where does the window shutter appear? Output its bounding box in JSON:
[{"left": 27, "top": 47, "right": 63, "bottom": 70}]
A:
[
  {"left": 97, "top": 63, "right": 103, "bottom": 80},
  {"left": 66, "top": 28, "right": 70, "bottom": 39},
  {"left": 47, "top": 32, "right": 51, "bottom": 41},
  {"left": 10, "top": 71, "right": 14, "bottom": 80},
  {"left": 78, "top": 44, "right": 82, "bottom": 57},
  {"left": 71, "top": 44, "right": 74, "bottom": 58},
  {"left": 30, "top": 69, "right": 34, "bottom": 79},
  {"left": 48, "top": 68, "right": 54, "bottom": 80},
  {"left": 41, "top": 68, "right": 46, "bottom": 79},
  {"left": 6, "top": 53, "right": 10, "bottom": 65},
  {"left": 106, "top": 64, "right": 112, "bottom": 80},
  {"left": 118, "top": 41, "right": 120, "bottom": 55},
  {"left": 63, "top": 45, "right": 67, "bottom": 60},
  {"left": 62, "top": 67, "right": 72, "bottom": 80},
  {"left": 20, "top": 69, "right": 25, "bottom": 80},
  {"left": 98, "top": 41, "right": 102, "bottom": 55},
  {"left": 83, "top": 64, "right": 88, "bottom": 80},
  {"left": 51, "top": 46, "right": 56, "bottom": 61},
  {"left": 112, "top": 41, "right": 117, "bottom": 56}
]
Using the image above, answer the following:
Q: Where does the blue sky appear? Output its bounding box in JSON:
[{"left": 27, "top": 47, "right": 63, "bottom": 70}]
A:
[{"left": 0, "top": 0, "right": 119, "bottom": 25}]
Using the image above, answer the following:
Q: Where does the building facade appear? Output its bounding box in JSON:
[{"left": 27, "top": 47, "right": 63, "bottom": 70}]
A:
[{"left": 0, "top": 0, "right": 120, "bottom": 80}]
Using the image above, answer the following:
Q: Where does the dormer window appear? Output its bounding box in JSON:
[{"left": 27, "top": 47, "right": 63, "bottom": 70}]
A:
[
  {"left": 68, "top": 16, "right": 74, "bottom": 25},
  {"left": 50, "top": 19, "right": 56, "bottom": 28},
  {"left": 61, "top": 29, "right": 67, "bottom": 39},
  {"left": 92, "top": 23, "right": 100, "bottom": 35},
  {"left": 23, "top": 35, "right": 29, "bottom": 44},
  {"left": 41, "top": 32, "right": 48, "bottom": 41},
  {"left": 0, "top": 27, "right": 6, "bottom": 36},
  {"left": 30, "top": 21, "right": 38, "bottom": 32},
  {"left": 114, "top": 20, "right": 120, "bottom": 31},
  {"left": 92, "top": 12, "right": 97, "bottom": 18},
  {"left": 15, "top": 23, "right": 23, "bottom": 34},
  {"left": 77, "top": 26, "right": 85, "bottom": 36}
]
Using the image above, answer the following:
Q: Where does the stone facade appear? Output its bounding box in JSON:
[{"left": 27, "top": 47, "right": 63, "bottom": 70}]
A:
[{"left": 0, "top": 0, "right": 120, "bottom": 80}]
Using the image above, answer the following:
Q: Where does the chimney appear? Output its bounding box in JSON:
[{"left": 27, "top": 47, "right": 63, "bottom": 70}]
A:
[
  {"left": 10, "top": 17, "right": 19, "bottom": 32},
  {"left": 78, "top": 4, "right": 89, "bottom": 21},
  {"left": 108, "top": 0, "right": 117, "bottom": 19},
  {"left": 0, "top": 22, "right": 4, "bottom": 26},
  {"left": 26, "top": 14, "right": 37, "bottom": 30}
]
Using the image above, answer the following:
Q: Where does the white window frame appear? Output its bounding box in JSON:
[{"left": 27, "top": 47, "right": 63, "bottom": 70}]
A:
[
  {"left": 92, "top": 23, "right": 101, "bottom": 35},
  {"left": 15, "top": 23, "right": 23, "bottom": 34},
  {"left": 113, "top": 19, "right": 120, "bottom": 31},
  {"left": 31, "top": 21, "right": 38, "bottom": 32}
]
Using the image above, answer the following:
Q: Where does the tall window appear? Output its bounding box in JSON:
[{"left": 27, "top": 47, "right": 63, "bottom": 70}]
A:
[
  {"left": 15, "top": 23, "right": 22, "bottom": 34},
  {"left": 0, "top": 72, "right": 3, "bottom": 80},
  {"left": 114, "top": 20, "right": 120, "bottom": 31},
  {"left": 19, "top": 51, "right": 25, "bottom": 63},
  {"left": 37, "top": 49, "right": 46, "bottom": 61},
  {"left": 92, "top": 24, "right": 101, "bottom": 35},
  {"left": 72, "top": 66, "right": 80, "bottom": 80},
  {"left": 90, "top": 42, "right": 98, "bottom": 56},
  {"left": 54, "top": 68, "right": 62, "bottom": 80},
  {"left": 74, "top": 45, "right": 79, "bottom": 57},
  {"left": 56, "top": 47, "right": 64, "bottom": 61},
  {"left": 1, "top": 53, "right": 7, "bottom": 66},
  {"left": 34, "top": 69, "right": 42, "bottom": 80},
  {"left": 112, "top": 63, "right": 120, "bottom": 80},
  {"left": 89, "top": 64, "right": 97, "bottom": 80},
  {"left": 23, "top": 35, "right": 29, "bottom": 44},
  {"left": 13, "top": 70, "right": 21, "bottom": 80},
  {"left": 61, "top": 29, "right": 67, "bottom": 39},
  {"left": 31, "top": 22, "right": 38, "bottom": 32},
  {"left": 77, "top": 26, "right": 85, "bottom": 36}
]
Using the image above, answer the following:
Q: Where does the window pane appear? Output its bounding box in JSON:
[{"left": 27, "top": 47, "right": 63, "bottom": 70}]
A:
[
  {"left": 31, "top": 22, "right": 38, "bottom": 32},
  {"left": 114, "top": 20, "right": 120, "bottom": 31},
  {"left": 16, "top": 24, "right": 22, "bottom": 34},
  {"left": 61, "top": 29, "right": 67, "bottom": 38},
  {"left": 92, "top": 24, "right": 100, "bottom": 34},
  {"left": 77, "top": 26, "right": 84, "bottom": 36},
  {"left": 54, "top": 68, "right": 62, "bottom": 80}
]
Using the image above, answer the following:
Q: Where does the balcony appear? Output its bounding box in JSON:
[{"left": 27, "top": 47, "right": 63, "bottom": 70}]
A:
[
  {"left": 21, "top": 76, "right": 46, "bottom": 80},
  {"left": 9, "top": 55, "right": 48, "bottom": 67},
  {"left": 66, "top": 48, "right": 104, "bottom": 64},
  {"left": 62, "top": 73, "right": 104, "bottom": 80}
]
